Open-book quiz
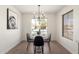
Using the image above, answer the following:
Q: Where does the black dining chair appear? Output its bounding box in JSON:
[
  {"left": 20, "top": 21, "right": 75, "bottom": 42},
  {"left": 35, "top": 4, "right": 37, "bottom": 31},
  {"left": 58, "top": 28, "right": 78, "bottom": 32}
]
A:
[{"left": 34, "top": 36, "right": 44, "bottom": 54}]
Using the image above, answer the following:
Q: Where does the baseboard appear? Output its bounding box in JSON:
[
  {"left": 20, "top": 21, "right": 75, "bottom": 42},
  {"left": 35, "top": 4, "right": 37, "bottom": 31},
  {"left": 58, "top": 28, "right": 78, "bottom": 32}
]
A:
[
  {"left": 56, "top": 40, "right": 72, "bottom": 54},
  {"left": 5, "top": 40, "right": 22, "bottom": 54}
]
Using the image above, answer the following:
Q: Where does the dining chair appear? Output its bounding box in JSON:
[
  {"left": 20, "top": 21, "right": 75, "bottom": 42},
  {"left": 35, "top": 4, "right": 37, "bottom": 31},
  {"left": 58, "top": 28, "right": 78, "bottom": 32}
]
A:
[
  {"left": 48, "top": 34, "right": 51, "bottom": 42},
  {"left": 26, "top": 33, "right": 33, "bottom": 42},
  {"left": 48, "top": 34, "right": 51, "bottom": 51},
  {"left": 34, "top": 36, "right": 44, "bottom": 54}
]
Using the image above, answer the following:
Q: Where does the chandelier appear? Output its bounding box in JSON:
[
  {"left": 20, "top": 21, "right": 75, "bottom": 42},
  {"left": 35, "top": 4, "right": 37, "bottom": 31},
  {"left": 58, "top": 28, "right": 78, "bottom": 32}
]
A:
[
  {"left": 33, "top": 5, "right": 46, "bottom": 20},
  {"left": 33, "top": 5, "right": 46, "bottom": 35},
  {"left": 38, "top": 5, "right": 45, "bottom": 20}
]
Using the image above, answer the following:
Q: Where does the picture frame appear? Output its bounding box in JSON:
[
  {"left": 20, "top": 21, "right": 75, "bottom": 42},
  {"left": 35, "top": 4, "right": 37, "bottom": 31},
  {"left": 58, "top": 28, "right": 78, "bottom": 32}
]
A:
[{"left": 7, "top": 8, "right": 17, "bottom": 29}]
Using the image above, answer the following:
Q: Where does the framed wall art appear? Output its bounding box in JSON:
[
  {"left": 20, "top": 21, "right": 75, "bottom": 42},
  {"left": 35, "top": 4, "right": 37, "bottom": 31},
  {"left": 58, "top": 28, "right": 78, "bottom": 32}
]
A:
[{"left": 7, "top": 8, "right": 17, "bottom": 29}]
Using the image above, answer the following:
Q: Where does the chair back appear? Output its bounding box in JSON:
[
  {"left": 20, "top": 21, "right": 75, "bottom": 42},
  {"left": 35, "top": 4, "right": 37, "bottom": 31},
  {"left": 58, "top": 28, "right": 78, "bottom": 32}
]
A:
[
  {"left": 49, "top": 34, "right": 51, "bottom": 42},
  {"left": 34, "top": 36, "right": 44, "bottom": 46},
  {"left": 26, "top": 33, "right": 30, "bottom": 42}
]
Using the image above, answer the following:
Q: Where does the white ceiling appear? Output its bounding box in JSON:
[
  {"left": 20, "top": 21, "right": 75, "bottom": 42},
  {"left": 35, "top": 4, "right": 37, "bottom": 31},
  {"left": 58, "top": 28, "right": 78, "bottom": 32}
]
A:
[{"left": 14, "top": 5, "right": 65, "bottom": 14}]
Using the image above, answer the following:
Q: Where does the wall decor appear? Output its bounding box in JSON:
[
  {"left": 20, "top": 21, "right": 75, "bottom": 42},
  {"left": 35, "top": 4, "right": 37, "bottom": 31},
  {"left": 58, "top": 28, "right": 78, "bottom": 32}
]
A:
[
  {"left": 62, "top": 10, "right": 73, "bottom": 40},
  {"left": 7, "top": 8, "right": 17, "bottom": 29}
]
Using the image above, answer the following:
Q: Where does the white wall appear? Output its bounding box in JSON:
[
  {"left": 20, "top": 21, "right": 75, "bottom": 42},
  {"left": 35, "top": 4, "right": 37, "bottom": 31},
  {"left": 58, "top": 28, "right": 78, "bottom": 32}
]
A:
[
  {"left": 0, "top": 5, "right": 22, "bottom": 53},
  {"left": 22, "top": 13, "right": 56, "bottom": 41},
  {"left": 46, "top": 14, "right": 56, "bottom": 41},
  {"left": 56, "top": 6, "right": 79, "bottom": 54}
]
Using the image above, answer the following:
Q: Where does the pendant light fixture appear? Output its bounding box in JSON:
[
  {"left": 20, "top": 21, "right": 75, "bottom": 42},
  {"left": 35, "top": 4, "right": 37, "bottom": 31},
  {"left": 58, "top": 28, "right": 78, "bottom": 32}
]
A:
[{"left": 33, "top": 5, "right": 46, "bottom": 35}]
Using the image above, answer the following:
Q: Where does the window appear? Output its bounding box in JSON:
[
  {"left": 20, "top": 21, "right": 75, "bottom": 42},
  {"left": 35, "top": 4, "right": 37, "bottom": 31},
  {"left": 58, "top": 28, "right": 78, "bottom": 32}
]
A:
[
  {"left": 31, "top": 18, "right": 47, "bottom": 35},
  {"left": 62, "top": 10, "right": 73, "bottom": 40}
]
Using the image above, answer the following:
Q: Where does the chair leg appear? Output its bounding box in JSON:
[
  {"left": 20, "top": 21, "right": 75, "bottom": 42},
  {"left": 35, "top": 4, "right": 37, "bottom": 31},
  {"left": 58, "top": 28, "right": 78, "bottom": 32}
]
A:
[
  {"left": 34, "top": 46, "right": 44, "bottom": 54},
  {"left": 34, "top": 46, "right": 36, "bottom": 54},
  {"left": 42, "top": 46, "right": 44, "bottom": 54}
]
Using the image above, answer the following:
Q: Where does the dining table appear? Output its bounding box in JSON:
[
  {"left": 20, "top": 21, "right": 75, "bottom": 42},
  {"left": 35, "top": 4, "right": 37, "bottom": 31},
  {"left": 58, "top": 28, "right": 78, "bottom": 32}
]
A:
[{"left": 29, "top": 34, "right": 49, "bottom": 42}]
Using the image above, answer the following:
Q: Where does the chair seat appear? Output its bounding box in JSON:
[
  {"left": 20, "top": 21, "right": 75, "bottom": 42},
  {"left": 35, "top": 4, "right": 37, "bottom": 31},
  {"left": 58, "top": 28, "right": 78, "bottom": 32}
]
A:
[{"left": 34, "top": 42, "right": 44, "bottom": 46}]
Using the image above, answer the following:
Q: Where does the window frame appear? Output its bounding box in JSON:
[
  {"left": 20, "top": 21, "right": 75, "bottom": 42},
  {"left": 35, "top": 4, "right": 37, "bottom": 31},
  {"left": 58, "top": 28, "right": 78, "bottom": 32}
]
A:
[
  {"left": 31, "top": 18, "right": 48, "bottom": 35},
  {"left": 62, "top": 10, "right": 73, "bottom": 40}
]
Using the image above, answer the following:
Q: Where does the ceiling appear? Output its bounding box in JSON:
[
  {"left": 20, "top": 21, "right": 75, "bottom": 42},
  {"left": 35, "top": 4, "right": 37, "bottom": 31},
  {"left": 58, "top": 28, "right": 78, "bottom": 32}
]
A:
[{"left": 14, "top": 5, "right": 65, "bottom": 14}]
